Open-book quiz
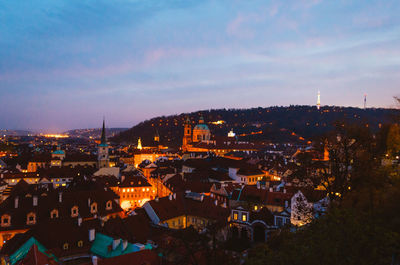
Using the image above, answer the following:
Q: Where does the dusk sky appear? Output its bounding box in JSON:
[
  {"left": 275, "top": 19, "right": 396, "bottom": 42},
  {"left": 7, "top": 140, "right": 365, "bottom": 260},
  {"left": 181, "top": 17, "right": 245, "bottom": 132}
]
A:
[{"left": 1, "top": 0, "right": 400, "bottom": 132}]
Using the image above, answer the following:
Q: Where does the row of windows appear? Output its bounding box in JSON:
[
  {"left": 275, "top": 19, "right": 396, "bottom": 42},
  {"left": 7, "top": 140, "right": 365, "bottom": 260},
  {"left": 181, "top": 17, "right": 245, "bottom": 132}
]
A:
[
  {"left": 122, "top": 188, "right": 151, "bottom": 192},
  {"left": 121, "top": 193, "right": 150, "bottom": 199},
  {"left": 232, "top": 211, "right": 248, "bottom": 222},
  {"left": 1, "top": 201, "right": 113, "bottom": 227},
  {"left": 240, "top": 176, "right": 262, "bottom": 183},
  {"left": 63, "top": 240, "right": 84, "bottom": 250}
]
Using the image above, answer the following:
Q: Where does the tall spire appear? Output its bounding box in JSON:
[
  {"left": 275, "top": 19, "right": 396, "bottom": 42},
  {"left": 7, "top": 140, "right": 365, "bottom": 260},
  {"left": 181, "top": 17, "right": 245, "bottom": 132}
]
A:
[
  {"left": 317, "top": 90, "right": 321, "bottom": 110},
  {"left": 100, "top": 118, "right": 107, "bottom": 145}
]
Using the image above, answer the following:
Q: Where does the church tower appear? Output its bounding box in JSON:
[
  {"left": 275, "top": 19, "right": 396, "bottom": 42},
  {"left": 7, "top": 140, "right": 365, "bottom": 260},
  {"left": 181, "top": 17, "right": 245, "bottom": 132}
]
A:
[
  {"left": 98, "top": 119, "right": 110, "bottom": 168},
  {"left": 317, "top": 90, "right": 321, "bottom": 110},
  {"left": 182, "top": 117, "right": 192, "bottom": 151}
]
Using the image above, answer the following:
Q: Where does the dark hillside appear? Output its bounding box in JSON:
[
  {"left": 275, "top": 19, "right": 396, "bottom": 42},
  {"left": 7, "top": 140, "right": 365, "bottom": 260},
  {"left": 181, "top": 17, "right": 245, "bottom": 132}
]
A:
[{"left": 112, "top": 106, "right": 399, "bottom": 147}]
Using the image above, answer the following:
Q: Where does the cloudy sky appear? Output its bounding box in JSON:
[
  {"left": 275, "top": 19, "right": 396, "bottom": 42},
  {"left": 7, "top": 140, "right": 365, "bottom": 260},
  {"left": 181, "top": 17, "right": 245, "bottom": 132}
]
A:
[{"left": 1, "top": 0, "right": 399, "bottom": 131}]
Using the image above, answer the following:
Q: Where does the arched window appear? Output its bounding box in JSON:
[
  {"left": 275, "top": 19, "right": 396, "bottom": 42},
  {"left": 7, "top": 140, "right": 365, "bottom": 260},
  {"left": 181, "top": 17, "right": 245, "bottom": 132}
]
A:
[
  {"left": 106, "top": 200, "right": 112, "bottom": 210},
  {"left": 26, "top": 212, "right": 36, "bottom": 225},
  {"left": 71, "top": 206, "right": 79, "bottom": 217},
  {"left": 90, "top": 202, "right": 98, "bottom": 214},
  {"left": 50, "top": 209, "right": 59, "bottom": 219},
  {"left": 1, "top": 214, "right": 11, "bottom": 227},
  {"left": 77, "top": 240, "right": 83, "bottom": 247},
  {"left": 63, "top": 243, "right": 69, "bottom": 250}
]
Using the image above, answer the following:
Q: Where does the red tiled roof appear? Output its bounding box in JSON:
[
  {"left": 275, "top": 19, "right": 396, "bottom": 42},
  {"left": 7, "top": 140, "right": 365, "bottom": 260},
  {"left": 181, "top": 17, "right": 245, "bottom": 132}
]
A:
[{"left": 148, "top": 192, "right": 229, "bottom": 223}]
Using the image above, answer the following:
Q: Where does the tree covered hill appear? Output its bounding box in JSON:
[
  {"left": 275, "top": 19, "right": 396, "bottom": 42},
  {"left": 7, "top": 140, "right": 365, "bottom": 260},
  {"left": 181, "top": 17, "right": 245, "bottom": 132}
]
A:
[{"left": 112, "top": 106, "right": 400, "bottom": 147}]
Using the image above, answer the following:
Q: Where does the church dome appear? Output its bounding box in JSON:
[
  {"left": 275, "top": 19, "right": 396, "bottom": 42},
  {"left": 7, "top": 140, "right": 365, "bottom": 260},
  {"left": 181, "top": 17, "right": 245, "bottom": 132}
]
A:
[
  {"left": 194, "top": 123, "right": 210, "bottom": 131},
  {"left": 193, "top": 116, "right": 210, "bottom": 131}
]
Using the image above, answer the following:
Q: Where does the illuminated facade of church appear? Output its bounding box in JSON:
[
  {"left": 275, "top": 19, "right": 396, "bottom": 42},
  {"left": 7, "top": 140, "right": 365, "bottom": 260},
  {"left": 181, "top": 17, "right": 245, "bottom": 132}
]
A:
[
  {"left": 182, "top": 117, "right": 211, "bottom": 152},
  {"left": 182, "top": 117, "right": 262, "bottom": 155}
]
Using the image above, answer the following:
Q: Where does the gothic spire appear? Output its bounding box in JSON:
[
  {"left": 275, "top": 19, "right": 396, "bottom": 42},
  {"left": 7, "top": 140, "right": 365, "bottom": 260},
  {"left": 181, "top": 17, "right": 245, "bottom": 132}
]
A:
[{"left": 100, "top": 118, "right": 107, "bottom": 145}]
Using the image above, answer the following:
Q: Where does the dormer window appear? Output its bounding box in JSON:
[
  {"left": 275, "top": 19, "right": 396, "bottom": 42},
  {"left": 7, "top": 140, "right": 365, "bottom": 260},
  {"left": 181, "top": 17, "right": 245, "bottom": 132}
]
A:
[
  {"left": 27, "top": 212, "right": 36, "bottom": 225},
  {"left": 63, "top": 243, "right": 69, "bottom": 250},
  {"left": 50, "top": 209, "right": 59, "bottom": 219},
  {"left": 90, "top": 202, "right": 97, "bottom": 214},
  {"left": 1, "top": 214, "right": 11, "bottom": 227},
  {"left": 71, "top": 206, "right": 79, "bottom": 217},
  {"left": 106, "top": 200, "right": 112, "bottom": 210}
]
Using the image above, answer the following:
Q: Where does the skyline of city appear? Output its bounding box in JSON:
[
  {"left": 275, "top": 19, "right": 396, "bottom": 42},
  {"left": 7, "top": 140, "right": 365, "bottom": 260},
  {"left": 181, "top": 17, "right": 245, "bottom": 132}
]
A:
[{"left": 1, "top": 0, "right": 400, "bottom": 131}]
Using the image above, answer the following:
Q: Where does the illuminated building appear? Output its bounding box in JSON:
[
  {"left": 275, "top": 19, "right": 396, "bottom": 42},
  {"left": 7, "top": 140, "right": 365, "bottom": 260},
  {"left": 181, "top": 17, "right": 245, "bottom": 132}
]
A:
[
  {"left": 98, "top": 119, "right": 110, "bottom": 168},
  {"left": 143, "top": 192, "right": 230, "bottom": 231},
  {"left": 182, "top": 117, "right": 262, "bottom": 155},
  {"left": 192, "top": 117, "right": 211, "bottom": 143},
  {"left": 182, "top": 116, "right": 211, "bottom": 151},
  {"left": 0, "top": 189, "right": 122, "bottom": 247},
  {"left": 228, "top": 129, "right": 236, "bottom": 138},
  {"left": 111, "top": 174, "right": 156, "bottom": 210},
  {"left": 317, "top": 90, "right": 321, "bottom": 110}
]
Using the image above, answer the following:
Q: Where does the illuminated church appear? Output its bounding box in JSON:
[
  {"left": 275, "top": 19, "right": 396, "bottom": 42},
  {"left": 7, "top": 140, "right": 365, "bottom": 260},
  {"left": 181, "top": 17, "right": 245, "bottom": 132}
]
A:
[
  {"left": 182, "top": 117, "right": 211, "bottom": 152},
  {"left": 182, "top": 116, "right": 262, "bottom": 155}
]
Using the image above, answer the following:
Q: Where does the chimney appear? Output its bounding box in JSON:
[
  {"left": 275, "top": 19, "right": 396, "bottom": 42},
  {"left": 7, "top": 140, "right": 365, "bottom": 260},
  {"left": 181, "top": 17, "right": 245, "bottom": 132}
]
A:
[
  {"left": 14, "top": 196, "right": 19, "bottom": 209},
  {"left": 122, "top": 240, "right": 128, "bottom": 251},
  {"left": 169, "top": 194, "right": 172, "bottom": 201},
  {"left": 33, "top": 196, "right": 38, "bottom": 206},
  {"left": 112, "top": 239, "right": 119, "bottom": 250},
  {"left": 92, "top": 256, "right": 98, "bottom": 265},
  {"left": 89, "top": 229, "right": 95, "bottom": 242},
  {"left": 58, "top": 192, "right": 62, "bottom": 203},
  {"left": 78, "top": 217, "right": 82, "bottom": 226},
  {"left": 269, "top": 187, "right": 273, "bottom": 192}
]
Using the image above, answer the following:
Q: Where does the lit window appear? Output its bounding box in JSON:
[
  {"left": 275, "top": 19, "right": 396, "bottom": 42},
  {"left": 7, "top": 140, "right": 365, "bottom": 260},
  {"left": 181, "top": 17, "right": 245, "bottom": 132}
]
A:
[
  {"left": 27, "top": 212, "right": 36, "bottom": 225},
  {"left": 91, "top": 202, "right": 97, "bottom": 214},
  {"left": 106, "top": 200, "right": 112, "bottom": 210},
  {"left": 1, "top": 214, "right": 11, "bottom": 227},
  {"left": 233, "top": 211, "right": 238, "bottom": 220},
  {"left": 78, "top": 241, "right": 83, "bottom": 247},
  {"left": 71, "top": 206, "right": 79, "bottom": 217},
  {"left": 242, "top": 214, "right": 247, "bottom": 222},
  {"left": 254, "top": 205, "right": 258, "bottom": 211},
  {"left": 50, "top": 209, "right": 59, "bottom": 219},
  {"left": 63, "top": 243, "right": 69, "bottom": 250}
]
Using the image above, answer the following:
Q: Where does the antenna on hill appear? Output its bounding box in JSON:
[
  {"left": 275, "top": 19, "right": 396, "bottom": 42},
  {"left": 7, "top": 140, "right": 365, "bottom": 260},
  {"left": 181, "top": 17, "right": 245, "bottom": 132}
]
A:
[{"left": 364, "top": 94, "right": 367, "bottom": 109}]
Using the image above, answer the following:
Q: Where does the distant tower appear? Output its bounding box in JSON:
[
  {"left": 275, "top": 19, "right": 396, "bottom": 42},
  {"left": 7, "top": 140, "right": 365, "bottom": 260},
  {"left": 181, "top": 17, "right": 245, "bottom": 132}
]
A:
[
  {"left": 364, "top": 94, "right": 367, "bottom": 109},
  {"left": 98, "top": 119, "right": 109, "bottom": 168},
  {"left": 317, "top": 90, "right": 321, "bottom": 110},
  {"left": 137, "top": 138, "right": 143, "bottom": 150},
  {"left": 182, "top": 117, "right": 192, "bottom": 151}
]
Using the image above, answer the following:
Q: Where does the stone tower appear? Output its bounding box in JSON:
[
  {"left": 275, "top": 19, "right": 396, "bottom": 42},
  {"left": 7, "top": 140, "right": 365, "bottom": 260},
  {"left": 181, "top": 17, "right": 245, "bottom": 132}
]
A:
[{"left": 182, "top": 117, "right": 192, "bottom": 151}]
